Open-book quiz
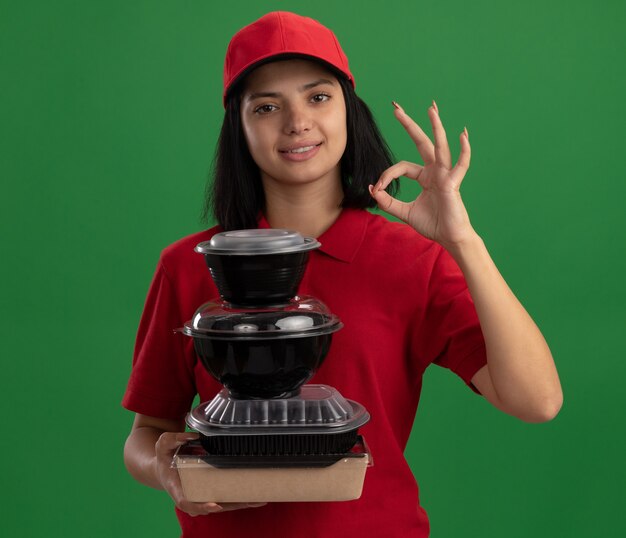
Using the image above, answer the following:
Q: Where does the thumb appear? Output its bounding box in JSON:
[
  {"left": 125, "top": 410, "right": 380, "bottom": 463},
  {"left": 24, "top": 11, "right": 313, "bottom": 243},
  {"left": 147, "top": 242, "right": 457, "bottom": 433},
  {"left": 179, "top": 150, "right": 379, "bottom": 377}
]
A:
[
  {"left": 176, "top": 432, "right": 199, "bottom": 445},
  {"left": 369, "top": 184, "right": 410, "bottom": 222}
]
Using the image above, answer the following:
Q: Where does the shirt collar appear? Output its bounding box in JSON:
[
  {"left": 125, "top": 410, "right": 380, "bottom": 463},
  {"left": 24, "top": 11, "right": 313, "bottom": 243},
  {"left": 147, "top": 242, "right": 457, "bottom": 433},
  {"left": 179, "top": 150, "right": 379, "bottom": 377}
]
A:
[{"left": 257, "top": 207, "right": 368, "bottom": 263}]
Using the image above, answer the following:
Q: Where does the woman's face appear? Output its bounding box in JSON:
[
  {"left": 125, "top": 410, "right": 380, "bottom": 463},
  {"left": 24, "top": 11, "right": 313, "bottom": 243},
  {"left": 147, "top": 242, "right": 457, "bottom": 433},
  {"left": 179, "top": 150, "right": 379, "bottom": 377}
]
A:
[{"left": 240, "top": 59, "right": 347, "bottom": 190}]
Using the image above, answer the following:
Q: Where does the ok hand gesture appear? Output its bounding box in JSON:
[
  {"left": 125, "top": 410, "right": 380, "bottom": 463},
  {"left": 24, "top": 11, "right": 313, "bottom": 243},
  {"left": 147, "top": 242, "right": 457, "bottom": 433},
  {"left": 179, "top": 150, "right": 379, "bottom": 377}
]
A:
[{"left": 369, "top": 101, "right": 477, "bottom": 251}]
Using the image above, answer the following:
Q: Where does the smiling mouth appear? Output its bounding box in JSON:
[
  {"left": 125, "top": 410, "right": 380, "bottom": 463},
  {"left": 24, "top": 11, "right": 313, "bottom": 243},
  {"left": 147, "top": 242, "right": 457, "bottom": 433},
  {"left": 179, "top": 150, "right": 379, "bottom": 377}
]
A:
[{"left": 279, "top": 143, "right": 322, "bottom": 154}]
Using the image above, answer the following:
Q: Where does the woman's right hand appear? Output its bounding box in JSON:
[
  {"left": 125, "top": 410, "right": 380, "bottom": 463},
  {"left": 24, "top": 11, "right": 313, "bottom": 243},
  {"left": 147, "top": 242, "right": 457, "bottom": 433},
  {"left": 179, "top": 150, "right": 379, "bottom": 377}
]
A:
[{"left": 154, "top": 431, "right": 267, "bottom": 516}]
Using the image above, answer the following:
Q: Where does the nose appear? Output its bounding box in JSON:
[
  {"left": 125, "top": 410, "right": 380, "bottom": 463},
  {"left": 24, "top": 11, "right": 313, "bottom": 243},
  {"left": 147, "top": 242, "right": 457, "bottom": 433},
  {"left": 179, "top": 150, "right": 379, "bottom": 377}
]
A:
[{"left": 283, "top": 102, "right": 313, "bottom": 135}]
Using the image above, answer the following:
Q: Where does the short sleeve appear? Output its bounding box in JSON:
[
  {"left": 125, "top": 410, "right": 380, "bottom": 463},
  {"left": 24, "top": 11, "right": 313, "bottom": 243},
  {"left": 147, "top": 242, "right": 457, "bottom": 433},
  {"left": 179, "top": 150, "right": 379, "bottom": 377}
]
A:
[
  {"left": 413, "top": 246, "right": 487, "bottom": 394},
  {"left": 122, "top": 259, "right": 197, "bottom": 419}
]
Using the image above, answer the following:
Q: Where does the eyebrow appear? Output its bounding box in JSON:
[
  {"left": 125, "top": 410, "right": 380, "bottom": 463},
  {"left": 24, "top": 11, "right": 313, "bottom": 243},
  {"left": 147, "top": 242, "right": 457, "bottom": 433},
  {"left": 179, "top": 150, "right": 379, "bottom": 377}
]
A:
[{"left": 245, "top": 78, "right": 336, "bottom": 102}]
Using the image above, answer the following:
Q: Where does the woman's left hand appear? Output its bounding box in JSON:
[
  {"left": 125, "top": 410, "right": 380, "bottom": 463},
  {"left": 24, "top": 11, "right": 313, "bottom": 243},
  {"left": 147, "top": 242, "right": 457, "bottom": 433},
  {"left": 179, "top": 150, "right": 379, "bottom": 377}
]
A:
[{"left": 369, "top": 101, "right": 476, "bottom": 251}]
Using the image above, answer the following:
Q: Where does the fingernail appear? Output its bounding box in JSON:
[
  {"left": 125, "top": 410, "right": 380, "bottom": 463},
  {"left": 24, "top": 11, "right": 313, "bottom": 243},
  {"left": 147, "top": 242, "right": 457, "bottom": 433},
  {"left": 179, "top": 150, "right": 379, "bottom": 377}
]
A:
[
  {"left": 464, "top": 126, "right": 468, "bottom": 139},
  {"left": 391, "top": 100, "right": 400, "bottom": 109},
  {"left": 432, "top": 100, "right": 439, "bottom": 114}
]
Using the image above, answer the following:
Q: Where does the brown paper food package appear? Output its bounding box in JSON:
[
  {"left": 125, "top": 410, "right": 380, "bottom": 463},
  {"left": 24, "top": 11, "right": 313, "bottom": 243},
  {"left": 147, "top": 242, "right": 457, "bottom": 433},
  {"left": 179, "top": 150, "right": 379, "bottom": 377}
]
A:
[{"left": 175, "top": 450, "right": 369, "bottom": 503}]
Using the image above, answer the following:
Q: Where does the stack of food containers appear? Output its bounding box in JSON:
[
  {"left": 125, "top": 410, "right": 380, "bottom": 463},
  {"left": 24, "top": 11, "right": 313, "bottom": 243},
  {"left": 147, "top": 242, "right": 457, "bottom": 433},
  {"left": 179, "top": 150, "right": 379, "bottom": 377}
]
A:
[{"left": 173, "top": 229, "right": 372, "bottom": 502}]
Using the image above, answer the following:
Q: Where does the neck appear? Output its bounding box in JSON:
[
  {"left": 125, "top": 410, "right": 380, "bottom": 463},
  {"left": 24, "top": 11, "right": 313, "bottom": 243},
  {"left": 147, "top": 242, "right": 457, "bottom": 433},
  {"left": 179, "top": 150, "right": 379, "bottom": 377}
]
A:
[{"left": 262, "top": 176, "right": 344, "bottom": 238}]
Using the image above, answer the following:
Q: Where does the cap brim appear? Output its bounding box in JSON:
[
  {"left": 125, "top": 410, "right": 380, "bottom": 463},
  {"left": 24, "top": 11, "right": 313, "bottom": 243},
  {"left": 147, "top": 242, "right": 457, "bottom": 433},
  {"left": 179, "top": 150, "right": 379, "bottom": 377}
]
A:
[{"left": 223, "top": 53, "right": 354, "bottom": 107}]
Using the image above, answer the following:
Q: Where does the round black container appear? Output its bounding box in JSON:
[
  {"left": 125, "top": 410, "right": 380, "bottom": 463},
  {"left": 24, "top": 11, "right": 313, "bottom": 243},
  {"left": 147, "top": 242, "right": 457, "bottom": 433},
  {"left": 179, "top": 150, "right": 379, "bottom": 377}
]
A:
[
  {"left": 179, "top": 297, "right": 342, "bottom": 399},
  {"left": 195, "top": 230, "right": 321, "bottom": 307},
  {"left": 202, "top": 251, "right": 309, "bottom": 306},
  {"left": 192, "top": 331, "right": 334, "bottom": 399}
]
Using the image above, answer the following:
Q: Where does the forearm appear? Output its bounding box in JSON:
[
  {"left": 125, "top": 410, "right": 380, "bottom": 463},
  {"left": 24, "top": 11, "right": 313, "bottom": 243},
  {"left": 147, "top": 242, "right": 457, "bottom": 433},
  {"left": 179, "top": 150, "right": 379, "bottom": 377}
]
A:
[
  {"left": 124, "top": 426, "right": 165, "bottom": 490},
  {"left": 446, "top": 232, "right": 563, "bottom": 420}
]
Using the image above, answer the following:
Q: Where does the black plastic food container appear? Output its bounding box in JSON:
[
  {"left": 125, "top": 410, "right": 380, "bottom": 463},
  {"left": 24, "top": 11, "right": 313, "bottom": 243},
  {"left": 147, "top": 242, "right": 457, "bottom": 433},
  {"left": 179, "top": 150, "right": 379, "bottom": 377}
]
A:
[
  {"left": 186, "top": 385, "right": 371, "bottom": 456},
  {"left": 195, "top": 229, "right": 321, "bottom": 306},
  {"left": 191, "top": 331, "right": 333, "bottom": 398},
  {"left": 201, "top": 251, "right": 309, "bottom": 306},
  {"left": 179, "top": 297, "right": 342, "bottom": 399}
]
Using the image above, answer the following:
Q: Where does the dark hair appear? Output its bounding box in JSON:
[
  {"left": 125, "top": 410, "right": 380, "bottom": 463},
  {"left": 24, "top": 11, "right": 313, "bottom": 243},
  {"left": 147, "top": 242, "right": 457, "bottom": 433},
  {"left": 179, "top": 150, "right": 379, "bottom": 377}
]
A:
[{"left": 201, "top": 61, "right": 399, "bottom": 231}]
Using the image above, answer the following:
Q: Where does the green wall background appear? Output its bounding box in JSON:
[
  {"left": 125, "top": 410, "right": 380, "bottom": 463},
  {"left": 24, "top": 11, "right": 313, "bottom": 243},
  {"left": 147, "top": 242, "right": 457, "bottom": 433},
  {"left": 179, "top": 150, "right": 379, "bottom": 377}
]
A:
[{"left": 1, "top": 1, "right": 624, "bottom": 536}]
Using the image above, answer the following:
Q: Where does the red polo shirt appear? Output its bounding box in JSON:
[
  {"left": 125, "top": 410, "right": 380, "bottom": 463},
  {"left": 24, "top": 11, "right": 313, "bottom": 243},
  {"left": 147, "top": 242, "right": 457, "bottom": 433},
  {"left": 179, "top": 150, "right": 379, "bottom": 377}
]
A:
[{"left": 122, "top": 207, "right": 487, "bottom": 537}]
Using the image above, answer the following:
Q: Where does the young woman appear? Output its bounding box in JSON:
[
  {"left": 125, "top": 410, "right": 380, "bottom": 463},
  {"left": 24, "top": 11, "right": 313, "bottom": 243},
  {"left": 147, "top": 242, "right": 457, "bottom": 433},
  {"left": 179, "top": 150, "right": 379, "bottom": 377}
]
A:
[{"left": 123, "top": 11, "right": 562, "bottom": 537}]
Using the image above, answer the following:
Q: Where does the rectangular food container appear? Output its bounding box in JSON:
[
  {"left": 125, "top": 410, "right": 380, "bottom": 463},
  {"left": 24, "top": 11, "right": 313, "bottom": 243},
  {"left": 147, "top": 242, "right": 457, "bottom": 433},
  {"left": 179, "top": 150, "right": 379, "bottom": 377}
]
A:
[{"left": 173, "top": 437, "right": 372, "bottom": 503}]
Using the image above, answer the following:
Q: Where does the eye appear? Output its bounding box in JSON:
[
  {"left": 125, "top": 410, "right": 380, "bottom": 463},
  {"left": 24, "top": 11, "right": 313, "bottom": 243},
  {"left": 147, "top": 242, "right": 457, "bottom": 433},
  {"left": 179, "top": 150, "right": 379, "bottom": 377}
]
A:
[
  {"left": 311, "top": 93, "right": 331, "bottom": 103},
  {"left": 253, "top": 103, "right": 277, "bottom": 115}
]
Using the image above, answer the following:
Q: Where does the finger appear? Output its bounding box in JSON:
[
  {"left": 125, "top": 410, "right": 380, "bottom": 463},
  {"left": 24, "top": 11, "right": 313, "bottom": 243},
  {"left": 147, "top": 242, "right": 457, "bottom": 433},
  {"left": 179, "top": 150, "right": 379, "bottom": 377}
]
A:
[
  {"left": 156, "top": 432, "right": 199, "bottom": 455},
  {"left": 373, "top": 161, "right": 424, "bottom": 193},
  {"left": 219, "top": 502, "right": 268, "bottom": 512},
  {"left": 177, "top": 500, "right": 225, "bottom": 516},
  {"left": 369, "top": 185, "right": 411, "bottom": 223},
  {"left": 176, "top": 495, "right": 268, "bottom": 517},
  {"left": 392, "top": 102, "right": 435, "bottom": 165},
  {"left": 176, "top": 432, "right": 199, "bottom": 444},
  {"left": 450, "top": 127, "right": 471, "bottom": 188},
  {"left": 429, "top": 101, "right": 452, "bottom": 169}
]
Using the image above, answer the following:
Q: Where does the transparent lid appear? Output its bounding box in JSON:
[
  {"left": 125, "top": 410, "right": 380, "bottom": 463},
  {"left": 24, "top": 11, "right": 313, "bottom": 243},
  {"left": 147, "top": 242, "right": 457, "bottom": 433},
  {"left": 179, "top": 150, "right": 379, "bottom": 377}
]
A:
[
  {"left": 186, "top": 385, "right": 371, "bottom": 435},
  {"left": 181, "top": 295, "right": 342, "bottom": 339},
  {"left": 195, "top": 229, "right": 321, "bottom": 255}
]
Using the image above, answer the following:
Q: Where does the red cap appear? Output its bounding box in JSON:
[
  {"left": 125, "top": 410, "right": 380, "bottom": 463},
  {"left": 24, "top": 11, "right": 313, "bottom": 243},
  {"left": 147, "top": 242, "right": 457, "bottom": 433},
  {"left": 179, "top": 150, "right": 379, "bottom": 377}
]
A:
[{"left": 223, "top": 11, "right": 355, "bottom": 107}]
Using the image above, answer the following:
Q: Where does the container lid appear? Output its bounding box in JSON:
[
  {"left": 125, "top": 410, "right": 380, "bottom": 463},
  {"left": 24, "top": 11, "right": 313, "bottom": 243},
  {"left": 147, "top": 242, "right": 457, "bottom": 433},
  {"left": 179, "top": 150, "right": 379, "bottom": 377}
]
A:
[
  {"left": 186, "top": 384, "right": 370, "bottom": 435},
  {"left": 179, "top": 295, "right": 342, "bottom": 339},
  {"left": 195, "top": 229, "right": 321, "bottom": 255}
]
